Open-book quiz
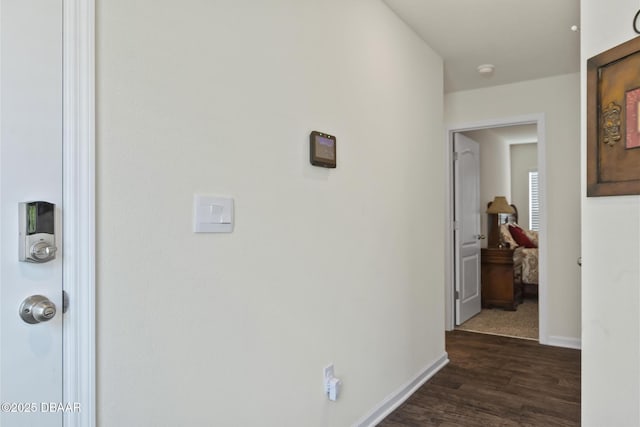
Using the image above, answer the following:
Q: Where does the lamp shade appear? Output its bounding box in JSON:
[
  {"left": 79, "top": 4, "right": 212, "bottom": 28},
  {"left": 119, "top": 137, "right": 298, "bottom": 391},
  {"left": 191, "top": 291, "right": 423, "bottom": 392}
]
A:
[{"left": 486, "top": 196, "right": 515, "bottom": 214}]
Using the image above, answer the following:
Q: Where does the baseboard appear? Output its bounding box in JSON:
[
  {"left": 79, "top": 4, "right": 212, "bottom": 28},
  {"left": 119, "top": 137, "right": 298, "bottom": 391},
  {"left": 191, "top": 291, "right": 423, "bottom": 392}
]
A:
[
  {"left": 353, "top": 353, "right": 449, "bottom": 427},
  {"left": 546, "top": 335, "right": 581, "bottom": 350}
]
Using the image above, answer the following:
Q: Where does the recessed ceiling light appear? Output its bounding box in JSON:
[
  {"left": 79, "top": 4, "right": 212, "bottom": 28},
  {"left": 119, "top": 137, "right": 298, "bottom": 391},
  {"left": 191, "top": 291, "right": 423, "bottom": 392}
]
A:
[
  {"left": 570, "top": 25, "right": 579, "bottom": 32},
  {"left": 477, "top": 64, "right": 495, "bottom": 75}
]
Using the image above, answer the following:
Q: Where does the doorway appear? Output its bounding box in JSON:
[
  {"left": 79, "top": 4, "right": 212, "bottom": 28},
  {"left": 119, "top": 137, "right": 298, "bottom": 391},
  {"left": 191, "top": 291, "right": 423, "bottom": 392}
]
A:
[{"left": 445, "top": 114, "right": 548, "bottom": 343}]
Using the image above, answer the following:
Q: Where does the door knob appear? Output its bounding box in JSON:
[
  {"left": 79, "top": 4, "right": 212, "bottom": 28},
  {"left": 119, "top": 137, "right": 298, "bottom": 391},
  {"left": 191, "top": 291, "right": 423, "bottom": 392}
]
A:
[
  {"left": 19, "top": 295, "right": 57, "bottom": 324},
  {"left": 476, "top": 234, "right": 486, "bottom": 240}
]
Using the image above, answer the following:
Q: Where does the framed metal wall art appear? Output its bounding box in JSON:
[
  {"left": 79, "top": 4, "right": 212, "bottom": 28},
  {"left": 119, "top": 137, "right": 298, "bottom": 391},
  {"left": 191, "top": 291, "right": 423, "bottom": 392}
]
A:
[{"left": 587, "top": 36, "right": 640, "bottom": 196}]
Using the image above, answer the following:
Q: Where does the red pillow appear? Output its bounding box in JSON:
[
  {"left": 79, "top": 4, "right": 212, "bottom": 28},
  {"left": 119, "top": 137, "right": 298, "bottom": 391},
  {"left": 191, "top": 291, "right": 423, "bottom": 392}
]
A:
[{"left": 508, "top": 224, "right": 536, "bottom": 248}]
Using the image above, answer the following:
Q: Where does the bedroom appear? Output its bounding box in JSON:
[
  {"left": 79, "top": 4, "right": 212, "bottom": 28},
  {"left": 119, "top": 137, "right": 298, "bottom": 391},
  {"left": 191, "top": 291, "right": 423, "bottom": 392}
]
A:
[{"left": 454, "top": 124, "right": 540, "bottom": 340}]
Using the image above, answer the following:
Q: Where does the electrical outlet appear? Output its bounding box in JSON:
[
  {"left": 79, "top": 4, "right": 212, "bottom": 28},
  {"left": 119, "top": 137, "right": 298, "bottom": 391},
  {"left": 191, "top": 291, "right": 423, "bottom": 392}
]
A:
[
  {"left": 328, "top": 377, "right": 341, "bottom": 401},
  {"left": 323, "top": 364, "right": 334, "bottom": 391}
]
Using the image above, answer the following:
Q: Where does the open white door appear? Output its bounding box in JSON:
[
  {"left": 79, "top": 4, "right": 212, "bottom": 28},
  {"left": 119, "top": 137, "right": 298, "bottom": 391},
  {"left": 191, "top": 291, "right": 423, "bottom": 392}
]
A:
[
  {"left": 1, "top": 0, "right": 65, "bottom": 425},
  {"left": 454, "top": 133, "right": 482, "bottom": 325}
]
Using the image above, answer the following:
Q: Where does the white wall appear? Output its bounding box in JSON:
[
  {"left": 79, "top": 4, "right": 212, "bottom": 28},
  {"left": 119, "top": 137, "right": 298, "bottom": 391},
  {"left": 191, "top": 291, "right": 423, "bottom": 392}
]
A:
[
  {"left": 581, "top": 1, "right": 640, "bottom": 425},
  {"left": 479, "top": 136, "right": 509, "bottom": 246},
  {"left": 96, "top": 1, "right": 445, "bottom": 426},
  {"left": 480, "top": 139, "right": 511, "bottom": 211},
  {"left": 511, "top": 143, "right": 538, "bottom": 229},
  {"left": 445, "top": 73, "right": 581, "bottom": 344}
]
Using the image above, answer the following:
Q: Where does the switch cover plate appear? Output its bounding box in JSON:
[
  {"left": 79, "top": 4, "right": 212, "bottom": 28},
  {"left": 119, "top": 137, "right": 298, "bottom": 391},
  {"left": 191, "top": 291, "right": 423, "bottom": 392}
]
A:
[{"left": 193, "top": 195, "right": 234, "bottom": 233}]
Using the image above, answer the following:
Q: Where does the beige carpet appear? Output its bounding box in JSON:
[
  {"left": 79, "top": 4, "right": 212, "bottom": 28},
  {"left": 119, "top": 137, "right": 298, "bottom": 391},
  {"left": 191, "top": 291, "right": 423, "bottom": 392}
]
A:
[{"left": 456, "top": 298, "right": 539, "bottom": 340}]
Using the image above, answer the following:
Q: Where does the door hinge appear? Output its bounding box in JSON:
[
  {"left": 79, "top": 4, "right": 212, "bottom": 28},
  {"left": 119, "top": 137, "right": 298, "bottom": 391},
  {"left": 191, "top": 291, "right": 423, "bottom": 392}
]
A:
[
  {"left": 455, "top": 290, "right": 459, "bottom": 300},
  {"left": 453, "top": 152, "right": 459, "bottom": 161},
  {"left": 453, "top": 220, "right": 459, "bottom": 230}
]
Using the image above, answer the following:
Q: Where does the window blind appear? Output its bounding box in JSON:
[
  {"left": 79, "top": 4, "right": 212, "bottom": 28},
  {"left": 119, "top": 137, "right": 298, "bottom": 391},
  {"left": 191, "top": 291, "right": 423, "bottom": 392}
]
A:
[{"left": 529, "top": 171, "right": 540, "bottom": 231}]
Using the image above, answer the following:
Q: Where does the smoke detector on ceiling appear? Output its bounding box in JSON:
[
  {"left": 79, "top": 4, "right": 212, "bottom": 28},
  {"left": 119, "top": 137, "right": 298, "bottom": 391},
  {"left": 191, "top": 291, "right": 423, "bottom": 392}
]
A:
[{"left": 477, "top": 64, "right": 495, "bottom": 75}]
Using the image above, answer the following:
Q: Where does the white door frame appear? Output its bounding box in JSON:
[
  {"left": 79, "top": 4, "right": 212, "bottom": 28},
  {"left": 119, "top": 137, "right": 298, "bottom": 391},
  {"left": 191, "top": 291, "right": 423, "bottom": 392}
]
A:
[
  {"left": 62, "top": 0, "right": 95, "bottom": 426},
  {"left": 444, "top": 113, "right": 549, "bottom": 345}
]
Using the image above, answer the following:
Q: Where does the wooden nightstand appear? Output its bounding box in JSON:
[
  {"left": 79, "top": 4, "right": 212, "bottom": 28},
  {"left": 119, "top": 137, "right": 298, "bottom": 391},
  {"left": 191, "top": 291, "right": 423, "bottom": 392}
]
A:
[{"left": 481, "top": 248, "right": 522, "bottom": 310}]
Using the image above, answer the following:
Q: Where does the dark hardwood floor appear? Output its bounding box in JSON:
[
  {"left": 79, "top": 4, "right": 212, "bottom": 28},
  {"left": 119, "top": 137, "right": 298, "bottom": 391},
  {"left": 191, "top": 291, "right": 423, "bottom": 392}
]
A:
[{"left": 379, "top": 331, "right": 580, "bottom": 426}]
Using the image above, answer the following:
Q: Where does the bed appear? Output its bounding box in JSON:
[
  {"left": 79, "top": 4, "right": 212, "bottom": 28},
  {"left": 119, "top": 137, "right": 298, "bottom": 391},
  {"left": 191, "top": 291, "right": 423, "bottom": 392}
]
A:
[{"left": 498, "top": 208, "right": 539, "bottom": 298}]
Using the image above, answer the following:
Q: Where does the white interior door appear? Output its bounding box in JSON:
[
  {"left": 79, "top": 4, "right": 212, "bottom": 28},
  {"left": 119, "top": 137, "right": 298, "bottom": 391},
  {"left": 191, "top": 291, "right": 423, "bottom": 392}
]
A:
[
  {"left": 1, "top": 0, "right": 64, "bottom": 425},
  {"left": 454, "top": 133, "right": 482, "bottom": 325}
]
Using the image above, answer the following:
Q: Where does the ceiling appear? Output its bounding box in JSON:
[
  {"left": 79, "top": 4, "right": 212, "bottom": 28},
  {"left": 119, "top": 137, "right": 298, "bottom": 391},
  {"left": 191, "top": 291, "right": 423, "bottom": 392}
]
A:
[
  {"left": 462, "top": 124, "right": 538, "bottom": 146},
  {"left": 382, "top": 0, "right": 580, "bottom": 93}
]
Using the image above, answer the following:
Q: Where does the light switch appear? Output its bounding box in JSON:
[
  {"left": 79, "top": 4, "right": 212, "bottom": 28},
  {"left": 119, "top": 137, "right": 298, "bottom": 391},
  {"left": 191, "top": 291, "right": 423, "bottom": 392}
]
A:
[{"left": 194, "top": 195, "right": 234, "bottom": 233}]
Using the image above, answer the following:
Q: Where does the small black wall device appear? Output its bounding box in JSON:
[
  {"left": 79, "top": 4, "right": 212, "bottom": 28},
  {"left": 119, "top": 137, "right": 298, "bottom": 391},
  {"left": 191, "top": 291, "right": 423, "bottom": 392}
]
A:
[{"left": 310, "top": 131, "right": 337, "bottom": 168}]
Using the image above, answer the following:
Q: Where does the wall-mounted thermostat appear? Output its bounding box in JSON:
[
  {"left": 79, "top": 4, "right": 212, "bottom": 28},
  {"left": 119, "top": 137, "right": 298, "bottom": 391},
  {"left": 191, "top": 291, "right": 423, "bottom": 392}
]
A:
[{"left": 310, "top": 131, "right": 336, "bottom": 168}]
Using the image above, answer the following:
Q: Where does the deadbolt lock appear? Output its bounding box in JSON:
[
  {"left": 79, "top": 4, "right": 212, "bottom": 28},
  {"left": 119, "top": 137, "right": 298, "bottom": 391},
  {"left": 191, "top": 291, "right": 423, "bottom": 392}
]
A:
[{"left": 19, "top": 201, "right": 57, "bottom": 263}]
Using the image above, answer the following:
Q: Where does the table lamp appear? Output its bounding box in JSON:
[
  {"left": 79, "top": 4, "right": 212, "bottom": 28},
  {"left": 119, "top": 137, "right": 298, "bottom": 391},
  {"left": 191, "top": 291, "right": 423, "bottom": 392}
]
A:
[{"left": 487, "top": 196, "right": 515, "bottom": 248}]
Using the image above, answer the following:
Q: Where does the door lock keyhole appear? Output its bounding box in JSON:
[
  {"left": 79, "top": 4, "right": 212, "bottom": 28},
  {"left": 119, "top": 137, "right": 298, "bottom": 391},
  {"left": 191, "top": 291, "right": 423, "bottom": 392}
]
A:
[{"left": 19, "top": 295, "right": 57, "bottom": 324}]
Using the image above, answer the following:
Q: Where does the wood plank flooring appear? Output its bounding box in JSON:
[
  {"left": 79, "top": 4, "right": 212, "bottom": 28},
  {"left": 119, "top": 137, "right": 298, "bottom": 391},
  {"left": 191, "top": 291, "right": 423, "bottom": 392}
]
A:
[{"left": 379, "top": 331, "right": 580, "bottom": 426}]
